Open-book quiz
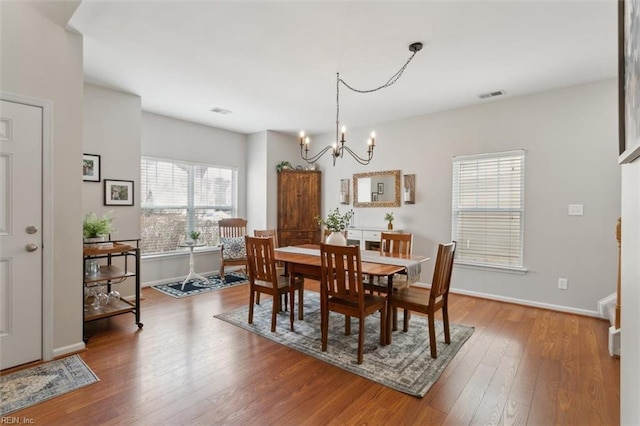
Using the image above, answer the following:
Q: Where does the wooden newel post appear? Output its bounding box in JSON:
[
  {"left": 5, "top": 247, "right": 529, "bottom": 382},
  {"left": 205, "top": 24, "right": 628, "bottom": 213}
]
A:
[{"left": 616, "top": 217, "right": 621, "bottom": 329}]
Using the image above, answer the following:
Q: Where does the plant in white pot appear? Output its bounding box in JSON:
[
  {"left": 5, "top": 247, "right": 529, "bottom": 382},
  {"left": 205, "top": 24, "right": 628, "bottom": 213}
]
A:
[
  {"left": 188, "top": 230, "right": 201, "bottom": 245},
  {"left": 315, "top": 208, "right": 354, "bottom": 246},
  {"left": 83, "top": 211, "right": 114, "bottom": 245}
]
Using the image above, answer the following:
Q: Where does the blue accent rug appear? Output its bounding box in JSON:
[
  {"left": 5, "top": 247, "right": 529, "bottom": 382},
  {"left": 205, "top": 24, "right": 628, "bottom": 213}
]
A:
[
  {"left": 0, "top": 355, "right": 99, "bottom": 416},
  {"left": 215, "top": 291, "right": 474, "bottom": 397},
  {"left": 150, "top": 272, "right": 248, "bottom": 298}
]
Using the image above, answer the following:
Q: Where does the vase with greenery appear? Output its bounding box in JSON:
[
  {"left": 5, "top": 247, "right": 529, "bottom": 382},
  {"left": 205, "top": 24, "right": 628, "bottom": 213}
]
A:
[
  {"left": 188, "top": 230, "right": 201, "bottom": 244},
  {"left": 83, "top": 211, "right": 114, "bottom": 244},
  {"left": 385, "top": 212, "right": 394, "bottom": 230},
  {"left": 315, "top": 208, "right": 354, "bottom": 245}
]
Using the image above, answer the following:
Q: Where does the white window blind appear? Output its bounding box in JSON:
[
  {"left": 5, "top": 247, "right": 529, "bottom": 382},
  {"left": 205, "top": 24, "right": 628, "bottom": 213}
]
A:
[
  {"left": 452, "top": 150, "right": 525, "bottom": 269},
  {"left": 141, "top": 157, "right": 238, "bottom": 254}
]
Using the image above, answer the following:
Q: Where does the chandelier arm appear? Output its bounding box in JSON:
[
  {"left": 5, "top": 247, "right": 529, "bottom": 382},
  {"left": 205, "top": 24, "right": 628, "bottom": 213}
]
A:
[
  {"left": 341, "top": 145, "right": 373, "bottom": 166},
  {"left": 338, "top": 50, "right": 419, "bottom": 94},
  {"left": 301, "top": 144, "right": 335, "bottom": 164}
]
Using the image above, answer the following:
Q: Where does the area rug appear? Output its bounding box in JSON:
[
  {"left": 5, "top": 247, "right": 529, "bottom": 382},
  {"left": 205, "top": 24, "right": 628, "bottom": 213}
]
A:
[
  {"left": 215, "top": 291, "right": 474, "bottom": 397},
  {"left": 151, "top": 271, "right": 248, "bottom": 298},
  {"left": 0, "top": 355, "right": 99, "bottom": 416}
]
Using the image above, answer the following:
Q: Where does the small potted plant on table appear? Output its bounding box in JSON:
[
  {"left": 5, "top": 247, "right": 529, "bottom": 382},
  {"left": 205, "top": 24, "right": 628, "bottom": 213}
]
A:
[{"left": 385, "top": 212, "right": 394, "bottom": 230}]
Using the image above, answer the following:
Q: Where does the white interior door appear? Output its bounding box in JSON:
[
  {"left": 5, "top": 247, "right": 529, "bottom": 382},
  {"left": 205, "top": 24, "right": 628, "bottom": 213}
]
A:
[{"left": 0, "top": 99, "right": 43, "bottom": 369}]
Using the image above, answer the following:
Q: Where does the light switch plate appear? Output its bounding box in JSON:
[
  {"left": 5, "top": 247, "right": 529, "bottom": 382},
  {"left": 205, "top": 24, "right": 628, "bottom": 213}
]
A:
[{"left": 568, "top": 204, "right": 583, "bottom": 216}]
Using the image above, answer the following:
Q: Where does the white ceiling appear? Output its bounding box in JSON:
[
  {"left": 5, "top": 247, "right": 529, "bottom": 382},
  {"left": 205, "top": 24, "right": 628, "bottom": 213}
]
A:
[{"left": 69, "top": 0, "right": 618, "bottom": 137}]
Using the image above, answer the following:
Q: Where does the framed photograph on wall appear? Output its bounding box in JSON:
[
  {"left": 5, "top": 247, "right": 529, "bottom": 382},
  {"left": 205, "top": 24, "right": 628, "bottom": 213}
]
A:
[
  {"left": 82, "top": 153, "right": 101, "bottom": 182},
  {"left": 377, "top": 182, "right": 384, "bottom": 194},
  {"left": 619, "top": 0, "right": 640, "bottom": 164},
  {"left": 104, "top": 179, "right": 134, "bottom": 206}
]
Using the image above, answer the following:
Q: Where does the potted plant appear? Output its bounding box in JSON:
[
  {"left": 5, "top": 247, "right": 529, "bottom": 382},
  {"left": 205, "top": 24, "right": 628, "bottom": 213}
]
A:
[
  {"left": 276, "top": 161, "right": 293, "bottom": 172},
  {"left": 315, "top": 208, "right": 354, "bottom": 245},
  {"left": 83, "top": 211, "right": 114, "bottom": 245},
  {"left": 188, "top": 230, "right": 201, "bottom": 244},
  {"left": 385, "top": 212, "right": 394, "bottom": 230}
]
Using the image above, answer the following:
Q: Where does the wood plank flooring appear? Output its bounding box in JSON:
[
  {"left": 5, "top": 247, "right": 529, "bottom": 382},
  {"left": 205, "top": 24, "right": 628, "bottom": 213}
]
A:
[{"left": 9, "top": 282, "right": 619, "bottom": 425}]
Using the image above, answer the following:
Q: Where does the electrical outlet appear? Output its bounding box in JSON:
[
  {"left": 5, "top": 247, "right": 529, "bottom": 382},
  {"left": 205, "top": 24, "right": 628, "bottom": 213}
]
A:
[{"left": 558, "top": 278, "right": 568, "bottom": 290}]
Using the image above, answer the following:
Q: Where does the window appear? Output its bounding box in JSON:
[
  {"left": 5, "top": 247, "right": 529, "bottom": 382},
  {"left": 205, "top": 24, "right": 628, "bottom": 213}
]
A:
[
  {"left": 451, "top": 150, "right": 525, "bottom": 270},
  {"left": 141, "top": 157, "right": 238, "bottom": 255}
]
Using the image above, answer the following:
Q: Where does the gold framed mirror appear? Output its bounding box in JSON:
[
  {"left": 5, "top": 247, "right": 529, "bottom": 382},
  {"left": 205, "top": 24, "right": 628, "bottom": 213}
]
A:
[{"left": 353, "top": 170, "right": 401, "bottom": 207}]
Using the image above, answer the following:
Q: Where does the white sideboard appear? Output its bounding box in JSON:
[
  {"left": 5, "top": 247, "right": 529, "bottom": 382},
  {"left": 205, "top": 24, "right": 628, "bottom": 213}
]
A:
[{"left": 346, "top": 227, "right": 403, "bottom": 250}]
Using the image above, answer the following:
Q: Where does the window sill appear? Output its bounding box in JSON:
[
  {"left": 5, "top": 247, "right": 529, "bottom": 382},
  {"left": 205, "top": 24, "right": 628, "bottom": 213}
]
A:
[
  {"left": 142, "top": 246, "right": 221, "bottom": 261},
  {"left": 454, "top": 261, "right": 528, "bottom": 275}
]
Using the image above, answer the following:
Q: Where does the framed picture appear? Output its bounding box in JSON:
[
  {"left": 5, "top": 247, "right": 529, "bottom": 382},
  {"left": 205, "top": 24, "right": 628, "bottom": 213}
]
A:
[
  {"left": 377, "top": 182, "right": 384, "bottom": 194},
  {"left": 82, "top": 154, "right": 101, "bottom": 182},
  {"left": 372, "top": 192, "right": 378, "bottom": 202},
  {"left": 619, "top": 0, "right": 640, "bottom": 164},
  {"left": 104, "top": 179, "right": 134, "bottom": 206}
]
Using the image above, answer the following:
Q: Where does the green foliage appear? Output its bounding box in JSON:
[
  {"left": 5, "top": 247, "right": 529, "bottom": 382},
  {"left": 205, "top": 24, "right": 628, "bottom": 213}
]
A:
[
  {"left": 83, "top": 211, "right": 114, "bottom": 238},
  {"left": 384, "top": 212, "right": 394, "bottom": 223},
  {"left": 315, "top": 208, "right": 354, "bottom": 232},
  {"left": 188, "top": 230, "right": 201, "bottom": 240},
  {"left": 276, "top": 161, "right": 293, "bottom": 172}
]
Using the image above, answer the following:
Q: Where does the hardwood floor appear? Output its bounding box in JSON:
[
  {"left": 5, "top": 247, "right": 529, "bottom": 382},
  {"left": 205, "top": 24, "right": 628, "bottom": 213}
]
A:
[{"left": 12, "top": 282, "right": 619, "bottom": 425}]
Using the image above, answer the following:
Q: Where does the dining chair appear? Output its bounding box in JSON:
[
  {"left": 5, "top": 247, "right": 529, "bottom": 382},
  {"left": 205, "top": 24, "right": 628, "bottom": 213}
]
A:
[
  {"left": 365, "top": 232, "right": 414, "bottom": 289},
  {"left": 218, "top": 218, "right": 248, "bottom": 280},
  {"left": 245, "top": 236, "right": 304, "bottom": 332},
  {"left": 363, "top": 232, "right": 413, "bottom": 328},
  {"left": 389, "top": 241, "right": 456, "bottom": 358},
  {"left": 254, "top": 229, "right": 285, "bottom": 308},
  {"left": 319, "top": 243, "right": 387, "bottom": 364}
]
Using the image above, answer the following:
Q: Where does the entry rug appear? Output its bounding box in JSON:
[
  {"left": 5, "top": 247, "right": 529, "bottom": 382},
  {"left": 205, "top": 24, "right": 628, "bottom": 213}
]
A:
[
  {"left": 215, "top": 291, "right": 474, "bottom": 397},
  {"left": 151, "top": 271, "right": 248, "bottom": 298},
  {"left": 0, "top": 355, "right": 99, "bottom": 416}
]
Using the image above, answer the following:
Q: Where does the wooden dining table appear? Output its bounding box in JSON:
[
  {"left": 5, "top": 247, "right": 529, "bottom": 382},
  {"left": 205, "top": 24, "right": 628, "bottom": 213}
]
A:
[{"left": 274, "top": 244, "right": 429, "bottom": 344}]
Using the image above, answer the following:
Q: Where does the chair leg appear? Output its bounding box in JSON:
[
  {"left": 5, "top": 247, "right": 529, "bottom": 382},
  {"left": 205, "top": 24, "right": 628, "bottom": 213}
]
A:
[
  {"left": 392, "top": 307, "right": 398, "bottom": 331},
  {"left": 321, "top": 305, "right": 328, "bottom": 352},
  {"left": 248, "top": 288, "right": 255, "bottom": 324},
  {"left": 271, "top": 292, "right": 280, "bottom": 332},
  {"left": 345, "top": 315, "right": 351, "bottom": 336},
  {"left": 428, "top": 311, "right": 437, "bottom": 359},
  {"left": 403, "top": 308, "right": 409, "bottom": 332},
  {"left": 443, "top": 304, "right": 451, "bottom": 344},
  {"left": 357, "top": 316, "right": 365, "bottom": 364},
  {"left": 297, "top": 283, "right": 304, "bottom": 320},
  {"left": 379, "top": 306, "right": 387, "bottom": 346}
]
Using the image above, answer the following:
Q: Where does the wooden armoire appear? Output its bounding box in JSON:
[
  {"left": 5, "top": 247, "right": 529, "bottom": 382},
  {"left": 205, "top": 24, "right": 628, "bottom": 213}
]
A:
[{"left": 277, "top": 170, "right": 321, "bottom": 247}]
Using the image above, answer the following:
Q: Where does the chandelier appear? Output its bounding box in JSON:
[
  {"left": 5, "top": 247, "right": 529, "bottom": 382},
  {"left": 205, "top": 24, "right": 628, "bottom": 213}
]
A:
[{"left": 300, "top": 42, "right": 423, "bottom": 166}]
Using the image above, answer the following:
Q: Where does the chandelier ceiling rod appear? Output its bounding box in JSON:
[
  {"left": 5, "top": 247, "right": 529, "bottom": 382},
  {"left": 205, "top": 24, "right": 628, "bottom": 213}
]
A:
[{"left": 300, "top": 42, "right": 423, "bottom": 166}]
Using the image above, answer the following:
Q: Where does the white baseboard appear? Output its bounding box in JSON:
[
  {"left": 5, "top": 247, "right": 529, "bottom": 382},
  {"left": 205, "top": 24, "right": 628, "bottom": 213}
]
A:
[
  {"left": 608, "top": 326, "right": 621, "bottom": 357},
  {"left": 411, "top": 283, "right": 601, "bottom": 317},
  {"left": 53, "top": 341, "right": 86, "bottom": 358},
  {"left": 597, "top": 293, "right": 617, "bottom": 319}
]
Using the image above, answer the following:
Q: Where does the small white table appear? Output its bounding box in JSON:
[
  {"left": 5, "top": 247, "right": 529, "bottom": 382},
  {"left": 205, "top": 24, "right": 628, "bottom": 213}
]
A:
[{"left": 178, "top": 243, "right": 208, "bottom": 290}]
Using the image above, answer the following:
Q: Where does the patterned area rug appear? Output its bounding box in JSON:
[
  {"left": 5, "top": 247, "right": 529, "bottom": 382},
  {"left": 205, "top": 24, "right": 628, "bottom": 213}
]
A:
[
  {"left": 0, "top": 355, "right": 99, "bottom": 416},
  {"left": 215, "top": 291, "right": 474, "bottom": 397},
  {"left": 150, "top": 272, "right": 248, "bottom": 298}
]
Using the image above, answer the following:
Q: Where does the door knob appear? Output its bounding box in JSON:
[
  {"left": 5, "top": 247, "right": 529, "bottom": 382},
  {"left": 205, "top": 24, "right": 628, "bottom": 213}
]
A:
[
  {"left": 26, "top": 243, "right": 38, "bottom": 252},
  {"left": 26, "top": 226, "right": 38, "bottom": 234}
]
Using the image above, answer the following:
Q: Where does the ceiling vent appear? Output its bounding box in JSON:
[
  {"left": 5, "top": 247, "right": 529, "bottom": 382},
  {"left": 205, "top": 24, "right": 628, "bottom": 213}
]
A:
[
  {"left": 478, "top": 90, "right": 506, "bottom": 100},
  {"left": 210, "top": 107, "right": 233, "bottom": 115}
]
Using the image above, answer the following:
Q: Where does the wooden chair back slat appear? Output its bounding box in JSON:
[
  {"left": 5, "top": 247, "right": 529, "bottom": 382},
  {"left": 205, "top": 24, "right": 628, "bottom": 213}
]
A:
[
  {"left": 254, "top": 229, "right": 279, "bottom": 248},
  {"left": 380, "top": 232, "right": 413, "bottom": 256},
  {"left": 219, "top": 218, "right": 248, "bottom": 238},
  {"left": 245, "top": 236, "right": 277, "bottom": 288},
  {"left": 429, "top": 242, "right": 456, "bottom": 302},
  {"left": 320, "top": 244, "right": 364, "bottom": 305}
]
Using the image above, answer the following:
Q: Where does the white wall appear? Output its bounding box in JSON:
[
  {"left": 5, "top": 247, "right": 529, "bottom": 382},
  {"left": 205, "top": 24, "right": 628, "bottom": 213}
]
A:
[
  {"left": 140, "top": 112, "right": 247, "bottom": 285},
  {"left": 247, "top": 131, "right": 268, "bottom": 233},
  {"left": 316, "top": 80, "right": 620, "bottom": 315},
  {"left": 1, "top": 1, "right": 85, "bottom": 355},
  {"left": 265, "top": 131, "right": 300, "bottom": 230},
  {"left": 621, "top": 160, "right": 640, "bottom": 425},
  {"left": 83, "top": 84, "right": 141, "bottom": 296}
]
